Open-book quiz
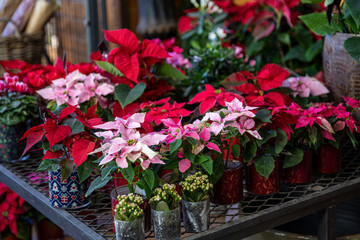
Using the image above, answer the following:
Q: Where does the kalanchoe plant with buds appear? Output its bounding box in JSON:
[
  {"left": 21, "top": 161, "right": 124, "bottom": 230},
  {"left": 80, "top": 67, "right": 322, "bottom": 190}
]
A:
[
  {"left": 115, "top": 193, "right": 144, "bottom": 221},
  {"left": 149, "top": 184, "right": 181, "bottom": 211},
  {"left": 181, "top": 172, "right": 213, "bottom": 202}
]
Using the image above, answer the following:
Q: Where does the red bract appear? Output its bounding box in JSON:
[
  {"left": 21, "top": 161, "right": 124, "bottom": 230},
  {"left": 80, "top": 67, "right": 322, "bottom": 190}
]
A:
[
  {"left": 104, "top": 29, "right": 169, "bottom": 83},
  {"left": 189, "top": 84, "right": 243, "bottom": 115},
  {"left": 75, "top": 105, "right": 103, "bottom": 129},
  {"left": 71, "top": 139, "right": 95, "bottom": 166},
  {"left": 264, "top": 0, "right": 300, "bottom": 27},
  {"left": 113, "top": 102, "right": 140, "bottom": 118},
  {"left": 178, "top": 15, "right": 196, "bottom": 34},
  {"left": 257, "top": 64, "right": 290, "bottom": 91},
  {"left": 269, "top": 106, "right": 299, "bottom": 139},
  {"left": 343, "top": 96, "right": 360, "bottom": 109},
  {"left": 0, "top": 183, "right": 25, "bottom": 236},
  {"left": 145, "top": 101, "right": 193, "bottom": 125},
  {"left": 336, "top": 112, "right": 358, "bottom": 134},
  {"left": 235, "top": 64, "right": 289, "bottom": 107}
]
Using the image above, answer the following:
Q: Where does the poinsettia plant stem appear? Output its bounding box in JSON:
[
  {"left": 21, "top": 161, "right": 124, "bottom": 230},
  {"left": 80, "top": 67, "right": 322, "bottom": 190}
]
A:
[{"left": 224, "top": 137, "right": 234, "bottom": 169}]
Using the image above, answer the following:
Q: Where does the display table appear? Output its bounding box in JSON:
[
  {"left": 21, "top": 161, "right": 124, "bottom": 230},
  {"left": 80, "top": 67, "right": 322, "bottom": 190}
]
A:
[{"left": 1, "top": 144, "right": 360, "bottom": 240}]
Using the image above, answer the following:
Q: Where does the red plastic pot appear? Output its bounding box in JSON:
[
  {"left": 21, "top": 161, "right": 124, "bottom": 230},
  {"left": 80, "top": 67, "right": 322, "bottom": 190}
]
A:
[
  {"left": 317, "top": 144, "right": 341, "bottom": 174},
  {"left": 110, "top": 186, "right": 151, "bottom": 233},
  {"left": 210, "top": 161, "right": 243, "bottom": 204},
  {"left": 282, "top": 150, "right": 314, "bottom": 184},
  {"left": 246, "top": 160, "right": 280, "bottom": 195}
]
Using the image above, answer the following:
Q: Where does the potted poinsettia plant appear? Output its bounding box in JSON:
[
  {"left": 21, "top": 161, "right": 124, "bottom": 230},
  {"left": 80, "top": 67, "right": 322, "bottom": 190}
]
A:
[
  {"left": 19, "top": 104, "right": 102, "bottom": 208},
  {"left": 299, "top": 0, "right": 360, "bottom": 101},
  {"left": 149, "top": 183, "right": 182, "bottom": 240},
  {"left": 313, "top": 100, "right": 359, "bottom": 173},
  {"left": 0, "top": 73, "right": 39, "bottom": 162}
]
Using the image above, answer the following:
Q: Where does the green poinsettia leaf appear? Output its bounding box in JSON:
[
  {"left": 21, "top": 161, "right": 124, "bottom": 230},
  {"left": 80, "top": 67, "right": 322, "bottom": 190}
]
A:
[
  {"left": 95, "top": 61, "right": 124, "bottom": 77},
  {"left": 243, "top": 141, "right": 257, "bottom": 162},
  {"left": 142, "top": 169, "right": 155, "bottom": 190},
  {"left": 344, "top": 37, "right": 360, "bottom": 63},
  {"left": 153, "top": 63, "right": 187, "bottom": 81},
  {"left": 283, "top": 148, "right": 304, "bottom": 168},
  {"left": 275, "top": 129, "right": 288, "bottom": 154},
  {"left": 120, "top": 164, "right": 135, "bottom": 185},
  {"left": 60, "top": 158, "right": 74, "bottom": 181},
  {"left": 170, "top": 139, "right": 182, "bottom": 154},
  {"left": 347, "top": 0, "right": 360, "bottom": 28},
  {"left": 201, "top": 158, "right": 213, "bottom": 175},
  {"left": 255, "top": 155, "right": 274, "bottom": 179},
  {"left": 256, "top": 109, "right": 272, "bottom": 123},
  {"left": 85, "top": 175, "right": 112, "bottom": 197},
  {"left": 114, "top": 82, "right": 146, "bottom": 109},
  {"left": 299, "top": 12, "right": 342, "bottom": 36},
  {"left": 37, "top": 159, "right": 60, "bottom": 172},
  {"left": 78, "top": 159, "right": 96, "bottom": 183}
]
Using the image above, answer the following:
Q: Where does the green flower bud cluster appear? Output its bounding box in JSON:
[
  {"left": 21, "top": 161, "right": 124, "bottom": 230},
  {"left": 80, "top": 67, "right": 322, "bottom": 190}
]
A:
[
  {"left": 149, "top": 183, "right": 181, "bottom": 211},
  {"left": 181, "top": 172, "right": 213, "bottom": 202},
  {"left": 115, "top": 193, "right": 144, "bottom": 221}
]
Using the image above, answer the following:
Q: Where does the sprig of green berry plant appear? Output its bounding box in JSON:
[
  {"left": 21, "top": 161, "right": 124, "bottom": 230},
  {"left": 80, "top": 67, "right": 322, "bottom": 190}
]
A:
[
  {"left": 149, "top": 183, "right": 182, "bottom": 211},
  {"left": 115, "top": 193, "right": 144, "bottom": 221},
  {"left": 181, "top": 172, "right": 213, "bottom": 202}
]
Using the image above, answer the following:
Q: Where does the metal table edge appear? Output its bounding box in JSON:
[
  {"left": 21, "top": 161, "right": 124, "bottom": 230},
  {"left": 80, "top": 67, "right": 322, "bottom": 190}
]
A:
[
  {"left": 184, "top": 177, "right": 360, "bottom": 240},
  {"left": 0, "top": 163, "right": 106, "bottom": 240}
]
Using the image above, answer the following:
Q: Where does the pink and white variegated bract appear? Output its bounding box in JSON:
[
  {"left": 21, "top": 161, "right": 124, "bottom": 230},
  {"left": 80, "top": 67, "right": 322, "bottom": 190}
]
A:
[{"left": 92, "top": 113, "right": 166, "bottom": 169}]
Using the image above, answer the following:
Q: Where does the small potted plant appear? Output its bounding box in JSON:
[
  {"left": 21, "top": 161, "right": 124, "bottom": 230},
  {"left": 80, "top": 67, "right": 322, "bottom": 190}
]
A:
[
  {"left": 181, "top": 172, "right": 213, "bottom": 233},
  {"left": 114, "top": 193, "right": 144, "bottom": 240},
  {"left": 19, "top": 104, "right": 102, "bottom": 208},
  {"left": 0, "top": 73, "right": 39, "bottom": 162},
  {"left": 149, "top": 183, "right": 182, "bottom": 240}
]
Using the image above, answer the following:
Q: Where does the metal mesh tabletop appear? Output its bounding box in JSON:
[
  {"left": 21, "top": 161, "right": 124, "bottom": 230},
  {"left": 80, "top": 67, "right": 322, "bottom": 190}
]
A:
[{"left": 1, "top": 142, "right": 360, "bottom": 240}]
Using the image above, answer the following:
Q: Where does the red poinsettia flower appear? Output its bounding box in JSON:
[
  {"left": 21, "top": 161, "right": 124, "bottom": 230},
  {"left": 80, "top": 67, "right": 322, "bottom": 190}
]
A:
[
  {"left": 189, "top": 84, "right": 243, "bottom": 115},
  {"left": 19, "top": 105, "right": 96, "bottom": 166},
  {"left": 75, "top": 104, "right": 103, "bottom": 129},
  {"left": 104, "top": 29, "right": 169, "bottom": 83},
  {"left": 263, "top": 0, "right": 300, "bottom": 27},
  {"left": 235, "top": 64, "right": 290, "bottom": 107},
  {"left": 0, "top": 183, "right": 25, "bottom": 236},
  {"left": 145, "top": 101, "right": 193, "bottom": 125},
  {"left": 268, "top": 106, "right": 299, "bottom": 139},
  {"left": 113, "top": 102, "right": 141, "bottom": 118}
]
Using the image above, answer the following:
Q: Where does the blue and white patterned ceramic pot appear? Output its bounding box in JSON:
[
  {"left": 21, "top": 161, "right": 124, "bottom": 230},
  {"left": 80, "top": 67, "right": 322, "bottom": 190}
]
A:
[{"left": 48, "top": 168, "right": 89, "bottom": 209}]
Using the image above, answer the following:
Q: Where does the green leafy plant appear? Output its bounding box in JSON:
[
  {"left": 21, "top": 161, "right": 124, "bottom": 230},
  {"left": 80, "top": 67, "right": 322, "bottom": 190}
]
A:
[
  {"left": 115, "top": 193, "right": 144, "bottom": 221},
  {"left": 181, "top": 172, "right": 213, "bottom": 202},
  {"left": 149, "top": 184, "right": 181, "bottom": 211},
  {"left": 300, "top": 0, "right": 360, "bottom": 62}
]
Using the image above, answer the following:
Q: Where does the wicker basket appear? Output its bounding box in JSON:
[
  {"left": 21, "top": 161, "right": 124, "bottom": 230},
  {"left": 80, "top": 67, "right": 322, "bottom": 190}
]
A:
[
  {"left": 0, "top": 19, "right": 44, "bottom": 73},
  {"left": 323, "top": 33, "right": 360, "bottom": 102}
]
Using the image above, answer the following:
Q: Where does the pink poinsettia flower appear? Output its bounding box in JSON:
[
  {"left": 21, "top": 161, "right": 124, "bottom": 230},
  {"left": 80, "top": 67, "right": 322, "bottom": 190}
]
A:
[
  {"left": 226, "top": 116, "right": 262, "bottom": 139},
  {"left": 282, "top": 76, "right": 329, "bottom": 97},
  {"left": 95, "top": 113, "right": 146, "bottom": 131},
  {"left": 224, "top": 98, "right": 257, "bottom": 121},
  {"left": 75, "top": 73, "right": 114, "bottom": 103},
  {"left": 343, "top": 96, "right": 360, "bottom": 109},
  {"left": 336, "top": 112, "right": 358, "bottom": 134},
  {"left": 179, "top": 158, "right": 191, "bottom": 173},
  {"left": 161, "top": 118, "right": 200, "bottom": 144},
  {"left": 93, "top": 112, "right": 167, "bottom": 169},
  {"left": 201, "top": 112, "right": 225, "bottom": 135}
]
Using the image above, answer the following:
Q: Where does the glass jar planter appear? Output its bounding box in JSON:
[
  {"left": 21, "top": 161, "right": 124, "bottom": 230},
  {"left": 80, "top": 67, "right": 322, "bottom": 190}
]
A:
[
  {"left": 182, "top": 198, "right": 210, "bottom": 232},
  {"left": 151, "top": 207, "right": 181, "bottom": 240}
]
